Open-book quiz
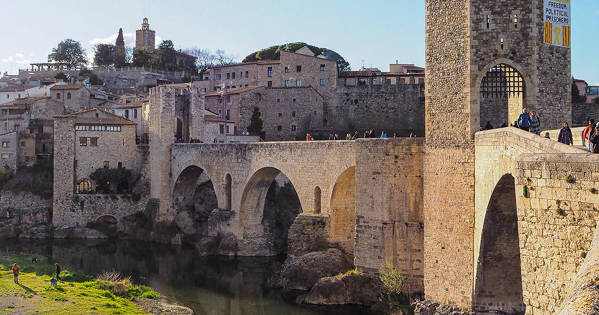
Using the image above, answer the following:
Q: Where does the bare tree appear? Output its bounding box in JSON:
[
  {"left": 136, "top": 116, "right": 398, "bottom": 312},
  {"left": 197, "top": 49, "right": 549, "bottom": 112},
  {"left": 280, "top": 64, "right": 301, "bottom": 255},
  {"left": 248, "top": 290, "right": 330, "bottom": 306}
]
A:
[{"left": 185, "top": 47, "right": 236, "bottom": 73}]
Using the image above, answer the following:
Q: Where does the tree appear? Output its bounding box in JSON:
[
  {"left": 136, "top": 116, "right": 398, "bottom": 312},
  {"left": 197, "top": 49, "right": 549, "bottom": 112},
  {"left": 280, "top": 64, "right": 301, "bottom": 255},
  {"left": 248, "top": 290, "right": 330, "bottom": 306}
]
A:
[
  {"left": 48, "top": 39, "right": 87, "bottom": 67},
  {"left": 93, "top": 44, "right": 115, "bottom": 66},
  {"left": 79, "top": 69, "right": 103, "bottom": 86},
  {"left": 114, "top": 28, "right": 127, "bottom": 68},
  {"left": 157, "top": 40, "right": 177, "bottom": 71},
  {"left": 247, "top": 107, "right": 264, "bottom": 139},
  {"left": 90, "top": 167, "right": 132, "bottom": 194},
  {"left": 185, "top": 47, "right": 235, "bottom": 74},
  {"left": 54, "top": 72, "right": 67, "bottom": 81},
  {"left": 132, "top": 47, "right": 156, "bottom": 68}
]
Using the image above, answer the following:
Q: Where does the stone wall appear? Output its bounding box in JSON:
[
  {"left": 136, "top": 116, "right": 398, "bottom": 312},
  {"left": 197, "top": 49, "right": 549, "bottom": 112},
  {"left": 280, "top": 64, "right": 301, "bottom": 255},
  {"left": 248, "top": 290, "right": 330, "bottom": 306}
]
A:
[
  {"left": 0, "top": 191, "right": 52, "bottom": 239},
  {"left": 333, "top": 83, "right": 425, "bottom": 137},
  {"left": 572, "top": 102, "right": 599, "bottom": 127}
]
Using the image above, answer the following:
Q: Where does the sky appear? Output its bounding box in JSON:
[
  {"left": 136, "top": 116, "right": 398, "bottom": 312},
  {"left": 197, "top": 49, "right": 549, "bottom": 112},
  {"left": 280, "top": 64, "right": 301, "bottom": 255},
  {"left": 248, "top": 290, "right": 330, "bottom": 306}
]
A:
[{"left": 0, "top": 0, "right": 597, "bottom": 85}]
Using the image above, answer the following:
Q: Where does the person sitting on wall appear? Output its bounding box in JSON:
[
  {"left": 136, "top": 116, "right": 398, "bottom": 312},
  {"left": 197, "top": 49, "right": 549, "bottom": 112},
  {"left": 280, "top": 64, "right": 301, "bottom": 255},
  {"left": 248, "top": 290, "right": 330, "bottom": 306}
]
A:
[
  {"left": 544, "top": 132, "right": 551, "bottom": 139},
  {"left": 529, "top": 111, "right": 541, "bottom": 135},
  {"left": 558, "top": 122, "right": 573, "bottom": 145}
]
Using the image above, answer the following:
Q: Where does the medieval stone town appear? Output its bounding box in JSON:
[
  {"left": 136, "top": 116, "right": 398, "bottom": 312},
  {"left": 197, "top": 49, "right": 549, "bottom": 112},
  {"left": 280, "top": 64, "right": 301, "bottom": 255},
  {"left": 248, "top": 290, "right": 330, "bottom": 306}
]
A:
[{"left": 0, "top": 1, "right": 598, "bottom": 314}]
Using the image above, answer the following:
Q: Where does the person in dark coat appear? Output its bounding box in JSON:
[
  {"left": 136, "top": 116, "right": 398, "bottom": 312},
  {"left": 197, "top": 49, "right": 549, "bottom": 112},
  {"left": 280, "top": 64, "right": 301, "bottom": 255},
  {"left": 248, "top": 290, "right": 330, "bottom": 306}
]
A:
[
  {"left": 557, "top": 122, "right": 573, "bottom": 145},
  {"left": 55, "top": 263, "right": 61, "bottom": 281},
  {"left": 590, "top": 124, "right": 599, "bottom": 153},
  {"left": 517, "top": 108, "right": 530, "bottom": 131}
]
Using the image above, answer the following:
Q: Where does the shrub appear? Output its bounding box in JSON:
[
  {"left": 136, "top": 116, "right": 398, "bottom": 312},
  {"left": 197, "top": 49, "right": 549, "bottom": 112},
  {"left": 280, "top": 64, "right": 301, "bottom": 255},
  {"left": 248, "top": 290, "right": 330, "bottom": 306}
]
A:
[
  {"left": 565, "top": 174, "right": 576, "bottom": 184},
  {"left": 379, "top": 261, "right": 412, "bottom": 313},
  {"left": 61, "top": 269, "right": 94, "bottom": 282},
  {"left": 522, "top": 186, "right": 529, "bottom": 198},
  {"left": 336, "top": 268, "right": 364, "bottom": 280},
  {"left": 90, "top": 167, "right": 132, "bottom": 194},
  {"left": 0, "top": 166, "right": 14, "bottom": 188},
  {"left": 141, "top": 290, "right": 160, "bottom": 299}
]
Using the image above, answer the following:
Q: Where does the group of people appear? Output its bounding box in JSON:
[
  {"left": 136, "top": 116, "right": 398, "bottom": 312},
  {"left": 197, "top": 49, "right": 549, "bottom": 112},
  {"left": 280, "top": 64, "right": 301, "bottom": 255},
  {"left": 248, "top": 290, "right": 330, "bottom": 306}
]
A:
[
  {"left": 516, "top": 109, "right": 542, "bottom": 135},
  {"left": 311, "top": 130, "right": 411, "bottom": 141},
  {"left": 11, "top": 261, "right": 61, "bottom": 286},
  {"left": 579, "top": 119, "right": 599, "bottom": 153}
]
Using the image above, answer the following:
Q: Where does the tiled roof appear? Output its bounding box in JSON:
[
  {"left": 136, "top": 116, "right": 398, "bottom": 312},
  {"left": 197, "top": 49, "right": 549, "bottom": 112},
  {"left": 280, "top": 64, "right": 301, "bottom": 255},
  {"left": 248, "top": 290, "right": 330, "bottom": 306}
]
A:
[
  {"left": 0, "top": 86, "right": 27, "bottom": 92},
  {"left": 50, "top": 84, "right": 84, "bottom": 90},
  {"left": 0, "top": 97, "right": 48, "bottom": 107},
  {"left": 204, "top": 86, "right": 261, "bottom": 97},
  {"left": 55, "top": 108, "right": 136, "bottom": 125}
]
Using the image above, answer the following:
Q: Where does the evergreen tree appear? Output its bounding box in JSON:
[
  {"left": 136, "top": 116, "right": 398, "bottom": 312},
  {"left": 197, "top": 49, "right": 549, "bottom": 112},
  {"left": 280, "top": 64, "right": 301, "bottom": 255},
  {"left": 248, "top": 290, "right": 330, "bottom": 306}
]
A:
[
  {"left": 247, "top": 107, "right": 264, "bottom": 138},
  {"left": 114, "top": 28, "right": 127, "bottom": 68},
  {"left": 93, "top": 44, "right": 115, "bottom": 66}
]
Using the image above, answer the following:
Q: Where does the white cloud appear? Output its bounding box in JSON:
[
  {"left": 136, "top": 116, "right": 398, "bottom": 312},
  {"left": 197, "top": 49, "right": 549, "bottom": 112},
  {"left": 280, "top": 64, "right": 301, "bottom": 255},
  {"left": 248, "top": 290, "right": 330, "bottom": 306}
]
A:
[{"left": 1, "top": 53, "right": 32, "bottom": 65}]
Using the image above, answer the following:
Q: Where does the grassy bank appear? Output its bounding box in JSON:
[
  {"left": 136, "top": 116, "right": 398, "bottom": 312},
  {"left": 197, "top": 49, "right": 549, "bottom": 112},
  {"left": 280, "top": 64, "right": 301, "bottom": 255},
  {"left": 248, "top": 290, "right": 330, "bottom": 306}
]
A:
[{"left": 0, "top": 253, "right": 159, "bottom": 314}]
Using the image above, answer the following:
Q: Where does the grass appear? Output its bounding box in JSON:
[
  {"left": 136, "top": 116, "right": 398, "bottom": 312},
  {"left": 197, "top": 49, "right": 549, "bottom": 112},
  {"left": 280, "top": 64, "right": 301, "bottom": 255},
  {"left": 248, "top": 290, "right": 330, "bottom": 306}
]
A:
[{"left": 0, "top": 253, "right": 159, "bottom": 314}]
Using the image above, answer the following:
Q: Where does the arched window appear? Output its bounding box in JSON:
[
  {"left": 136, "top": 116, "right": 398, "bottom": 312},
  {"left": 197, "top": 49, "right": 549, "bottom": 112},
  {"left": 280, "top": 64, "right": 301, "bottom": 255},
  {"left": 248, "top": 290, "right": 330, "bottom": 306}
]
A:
[
  {"left": 56, "top": 92, "right": 61, "bottom": 99},
  {"left": 77, "top": 179, "right": 92, "bottom": 193},
  {"left": 67, "top": 92, "right": 71, "bottom": 100},
  {"left": 225, "top": 174, "right": 232, "bottom": 210},
  {"left": 480, "top": 63, "right": 525, "bottom": 128},
  {"left": 314, "top": 186, "right": 322, "bottom": 214}
]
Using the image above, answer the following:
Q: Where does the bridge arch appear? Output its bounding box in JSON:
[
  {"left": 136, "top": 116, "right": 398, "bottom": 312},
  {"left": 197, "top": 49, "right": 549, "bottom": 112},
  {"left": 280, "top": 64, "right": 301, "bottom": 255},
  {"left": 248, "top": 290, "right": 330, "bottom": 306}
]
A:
[
  {"left": 473, "top": 58, "right": 535, "bottom": 133},
  {"left": 329, "top": 166, "right": 356, "bottom": 257},
  {"left": 239, "top": 167, "right": 302, "bottom": 256},
  {"left": 474, "top": 173, "right": 524, "bottom": 314},
  {"left": 172, "top": 165, "right": 219, "bottom": 234}
]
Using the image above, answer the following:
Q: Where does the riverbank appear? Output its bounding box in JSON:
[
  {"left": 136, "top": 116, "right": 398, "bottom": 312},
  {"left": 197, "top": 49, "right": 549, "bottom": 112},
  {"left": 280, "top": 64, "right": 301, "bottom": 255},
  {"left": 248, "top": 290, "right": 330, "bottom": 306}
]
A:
[{"left": 0, "top": 253, "right": 191, "bottom": 314}]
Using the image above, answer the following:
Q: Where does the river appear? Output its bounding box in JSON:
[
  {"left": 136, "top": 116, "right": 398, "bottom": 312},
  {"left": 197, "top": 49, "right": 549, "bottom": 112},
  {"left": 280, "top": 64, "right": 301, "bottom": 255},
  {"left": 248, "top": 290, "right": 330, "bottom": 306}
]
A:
[{"left": 0, "top": 239, "right": 369, "bottom": 315}]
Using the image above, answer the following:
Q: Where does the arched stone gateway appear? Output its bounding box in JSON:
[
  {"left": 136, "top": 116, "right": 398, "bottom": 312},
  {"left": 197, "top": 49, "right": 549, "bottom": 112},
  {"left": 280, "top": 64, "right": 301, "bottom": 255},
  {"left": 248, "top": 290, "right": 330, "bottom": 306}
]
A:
[
  {"left": 479, "top": 63, "right": 526, "bottom": 129},
  {"left": 239, "top": 167, "right": 302, "bottom": 256},
  {"left": 474, "top": 174, "right": 524, "bottom": 314},
  {"left": 329, "top": 166, "right": 356, "bottom": 257}
]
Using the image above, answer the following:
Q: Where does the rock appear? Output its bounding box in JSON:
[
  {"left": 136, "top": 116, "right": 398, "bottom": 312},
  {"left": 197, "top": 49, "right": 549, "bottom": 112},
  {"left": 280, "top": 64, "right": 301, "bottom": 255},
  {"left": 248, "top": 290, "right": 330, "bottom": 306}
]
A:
[
  {"left": 217, "top": 232, "right": 239, "bottom": 254},
  {"left": 412, "top": 300, "right": 473, "bottom": 315},
  {"left": 280, "top": 248, "right": 352, "bottom": 292},
  {"left": 174, "top": 211, "right": 195, "bottom": 234},
  {"left": 301, "top": 273, "right": 382, "bottom": 306},
  {"left": 299, "top": 276, "right": 348, "bottom": 305},
  {"left": 137, "top": 297, "right": 193, "bottom": 314}
]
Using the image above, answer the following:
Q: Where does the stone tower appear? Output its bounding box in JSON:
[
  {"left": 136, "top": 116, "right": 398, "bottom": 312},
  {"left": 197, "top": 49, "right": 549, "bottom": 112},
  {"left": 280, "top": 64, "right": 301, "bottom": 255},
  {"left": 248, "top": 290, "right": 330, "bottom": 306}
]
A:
[
  {"left": 423, "top": 0, "right": 571, "bottom": 310},
  {"left": 136, "top": 17, "right": 156, "bottom": 51}
]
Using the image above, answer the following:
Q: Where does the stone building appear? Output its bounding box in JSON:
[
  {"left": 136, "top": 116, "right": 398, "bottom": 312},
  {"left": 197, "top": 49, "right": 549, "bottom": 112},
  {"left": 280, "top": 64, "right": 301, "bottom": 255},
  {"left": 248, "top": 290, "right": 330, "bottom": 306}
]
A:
[
  {"left": 53, "top": 109, "right": 138, "bottom": 194},
  {"left": 49, "top": 84, "right": 116, "bottom": 113},
  {"left": 203, "top": 109, "right": 236, "bottom": 143},
  {"left": 136, "top": 18, "right": 155, "bottom": 51},
  {"left": 0, "top": 131, "right": 18, "bottom": 170}
]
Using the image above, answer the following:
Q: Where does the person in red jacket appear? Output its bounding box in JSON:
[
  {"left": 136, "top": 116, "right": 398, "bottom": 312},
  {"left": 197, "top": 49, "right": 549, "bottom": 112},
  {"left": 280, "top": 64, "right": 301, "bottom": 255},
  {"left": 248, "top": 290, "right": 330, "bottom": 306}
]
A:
[
  {"left": 12, "top": 263, "right": 19, "bottom": 284},
  {"left": 583, "top": 119, "right": 595, "bottom": 151}
]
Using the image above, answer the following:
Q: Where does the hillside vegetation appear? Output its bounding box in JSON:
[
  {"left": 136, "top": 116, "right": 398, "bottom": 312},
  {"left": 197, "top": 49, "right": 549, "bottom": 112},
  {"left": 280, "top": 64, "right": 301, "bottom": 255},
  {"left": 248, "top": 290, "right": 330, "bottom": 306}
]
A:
[{"left": 242, "top": 42, "right": 350, "bottom": 71}]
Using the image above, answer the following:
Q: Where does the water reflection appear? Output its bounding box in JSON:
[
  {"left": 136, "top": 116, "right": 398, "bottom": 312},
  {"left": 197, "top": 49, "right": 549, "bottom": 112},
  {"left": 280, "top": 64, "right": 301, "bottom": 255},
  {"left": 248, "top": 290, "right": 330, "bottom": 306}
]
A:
[{"left": 0, "top": 239, "right": 331, "bottom": 315}]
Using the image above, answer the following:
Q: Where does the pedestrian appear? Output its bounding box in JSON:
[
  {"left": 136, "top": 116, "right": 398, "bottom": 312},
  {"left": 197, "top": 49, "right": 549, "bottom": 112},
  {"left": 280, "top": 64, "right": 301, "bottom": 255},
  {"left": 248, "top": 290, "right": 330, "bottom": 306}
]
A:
[
  {"left": 590, "top": 124, "right": 599, "bottom": 153},
  {"left": 380, "top": 131, "right": 388, "bottom": 138},
  {"left": 12, "top": 263, "right": 19, "bottom": 284},
  {"left": 529, "top": 111, "right": 541, "bottom": 135},
  {"left": 517, "top": 108, "right": 530, "bottom": 131},
  {"left": 557, "top": 122, "right": 573, "bottom": 145},
  {"left": 55, "top": 263, "right": 61, "bottom": 281},
  {"left": 583, "top": 119, "right": 595, "bottom": 152},
  {"left": 328, "top": 133, "right": 334, "bottom": 140},
  {"left": 544, "top": 132, "right": 550, "bottom": 139}
]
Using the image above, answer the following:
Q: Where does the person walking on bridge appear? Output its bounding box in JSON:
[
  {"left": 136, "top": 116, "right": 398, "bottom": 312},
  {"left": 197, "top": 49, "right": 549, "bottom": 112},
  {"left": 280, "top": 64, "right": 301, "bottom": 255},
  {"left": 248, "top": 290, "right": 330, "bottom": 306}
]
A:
[
  {"left": 584, "top": 119, "right": 595, "bottom": 152},
  {"left": 517, "top": 108, "right": 530, "bottom": 132},
  {"left": 558, "top": 122, "right": 573, "bottom": 145},
  {"left": 529, "top": 111, "right": 541, "bottom": 135}
]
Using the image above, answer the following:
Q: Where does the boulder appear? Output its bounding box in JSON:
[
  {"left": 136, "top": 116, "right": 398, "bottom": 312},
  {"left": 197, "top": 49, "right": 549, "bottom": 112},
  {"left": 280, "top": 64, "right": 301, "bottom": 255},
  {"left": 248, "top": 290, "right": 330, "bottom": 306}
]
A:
[
  {"left": 301, "top": 273, "right": 382, "bottom": 306},
  {"left": 280, "top": 248, "right": 351, "bottom": 292}
]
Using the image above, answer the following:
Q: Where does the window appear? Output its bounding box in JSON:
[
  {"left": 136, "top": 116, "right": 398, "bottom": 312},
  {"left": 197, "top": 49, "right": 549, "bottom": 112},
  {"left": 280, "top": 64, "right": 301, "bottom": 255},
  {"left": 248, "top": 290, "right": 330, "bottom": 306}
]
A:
[
  {"left": 292, "top": 111, "right": 296, "bottom": 117},
  {"left": 125, "top": 110, "right": 129, "bottom": 119},
  {"left": 90, "top": 137, "right": 98, "bottom": 146},
  {"left": 232, "top": 72, "right": 236, "bottom": 79},
  {"left": 226, "top": 109, "right": 230, "bottom": 120},
  {"left": 277, "top": 125, "right": 282, "bottom": 131},
  {"left": 296, "top": 65, "right": 302, "bottom": 72},
  {"left": 296, "top": 79, "right": 302, "bottom": 87},
  {"left": 134, "top": 109, "right": 138, "bottom": 119},
  {"left": 314, "top": 186, "right": 322, "bottom": 214},
  {"left": 79, "top": 137, "right": 87, "bottom": 146},
  {"left": 277, "top": 98, "right": 280, "bottom": 103},
  {"left": 320, "top": 79, "right": 326, "bottom": 86},
  {"left": 513, "top": 14, "right": 518, "bottom": 28},
  {"left": 118, "top": 162, "right": 122, "bottom": 168},
  {"left": 267, "top": 67, "right": 273, "bottom": 77},
  {"left": 226, "top": 73, "right": 230, "bottom": 79},
  {"left": 285, "top": 80, "right": 290, "bottom": 87},
  {"left": 267, "top": 81, "right": 272, "bottom": 87},
  {"left": 17, "top": 94, "right": 21, "bottom": 98},
  {"left": 285, "top": 66, "right": 290, "bottom": 73},
  {"left": 486, "top": 15, "right": 491, "bottom": 28},
  {"left": 245, "top": 71, "right": 249, "bottom": 78},
  {"left": 0, "top": 153, "right": 7, "bottom": 159},
  {"left": 213, "top": 74, "right": 221, "bottom": 80},
  {"left": 103, "top": 161, "right": 109, "bottom": 168},
  {"left": 220, "top": 124, "right": 225, "bottom": 134},
  {"left": 67, "top": 92, "right": 71, "bottom": 100},
  {"left": 226, "top": 125, "right": 230, "bottom": 134},
  {"left": 291, "top": 125, "right": 296, "bottom": 131},
  {"left": 1, "top": 141, "right": 7, "bottom": 148},
  {"left": 56, "top": 93, "right": 61, "bottom": 99},
  {"left": 320, "top": 64, "right": 326, "bottom": 71},
  {"left": 293, "top": 98, "right": 296, "bottom": 102},
  {"left": 20, "top": 141, "right": 25, "bottom": 147},
  {"left": 278, "top": 112, "right": 282, "bottom": 117},
  {"left": 77, "top": 179, "right": 92, "bottom": 193}
]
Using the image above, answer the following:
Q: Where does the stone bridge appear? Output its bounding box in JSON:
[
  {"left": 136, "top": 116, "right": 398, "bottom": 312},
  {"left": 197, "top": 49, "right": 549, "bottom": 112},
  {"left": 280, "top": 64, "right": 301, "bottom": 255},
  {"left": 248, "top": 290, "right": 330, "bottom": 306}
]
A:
[{"left": 152, "top": 138, "right": 425, "bottom": 289}]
